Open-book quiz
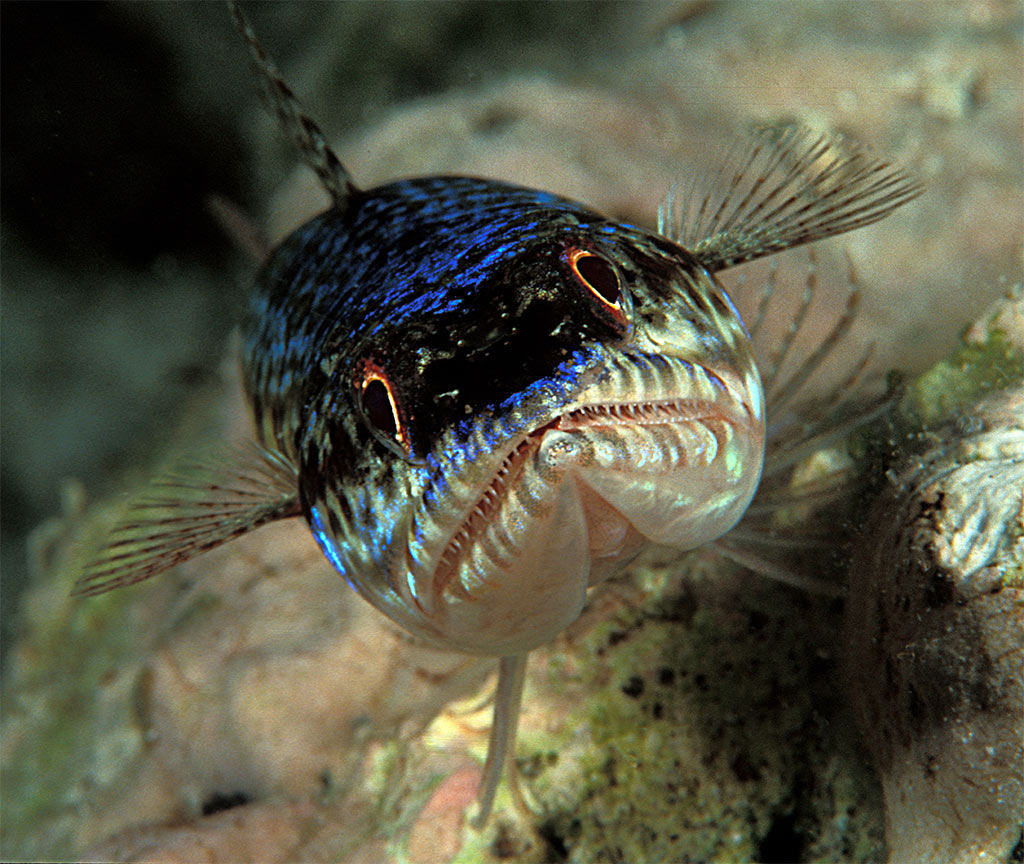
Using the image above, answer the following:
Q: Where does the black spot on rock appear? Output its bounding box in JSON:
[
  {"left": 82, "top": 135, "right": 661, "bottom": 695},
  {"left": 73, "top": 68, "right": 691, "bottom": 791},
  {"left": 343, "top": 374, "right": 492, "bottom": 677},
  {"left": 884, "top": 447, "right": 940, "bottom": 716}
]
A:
[
  {"left": 1009, "top": 828, "right": 1023, "bottom": 862},
  {"left": 923, "top": 569, "right": 956, "bottom": 608},
  {"left": 620, "top": 675, "right": 645, "bottom": 699},
  {"left": 758, "top": 811, "right": 809, "bottom": 864},
  {"left": 536, "top": 819, "right": 570, "bottom": 862},
  {"left": 731, "top": 753, "right": 762, "bottom": 783},
  {"left": 201, "top": 790, "right": 251, "bottom": 816}
]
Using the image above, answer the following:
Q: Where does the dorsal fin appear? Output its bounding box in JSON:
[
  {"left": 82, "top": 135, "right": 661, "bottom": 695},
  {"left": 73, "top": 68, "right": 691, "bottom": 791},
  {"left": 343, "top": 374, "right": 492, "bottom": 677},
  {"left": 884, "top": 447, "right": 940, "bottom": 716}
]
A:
[
  {"left": 227, "top": 0, "right": 358, "bottom": 209},
  {"left": 658, "top": 123, "right": 922, "bottom": 272}
]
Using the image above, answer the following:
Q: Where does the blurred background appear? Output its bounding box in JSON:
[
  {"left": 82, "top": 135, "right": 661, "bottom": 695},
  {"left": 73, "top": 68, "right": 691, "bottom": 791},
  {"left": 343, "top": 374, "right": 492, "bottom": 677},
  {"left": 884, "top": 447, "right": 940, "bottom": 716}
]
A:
[{"left": 2, "top": 0, "right": 1021, "bottom": 664}]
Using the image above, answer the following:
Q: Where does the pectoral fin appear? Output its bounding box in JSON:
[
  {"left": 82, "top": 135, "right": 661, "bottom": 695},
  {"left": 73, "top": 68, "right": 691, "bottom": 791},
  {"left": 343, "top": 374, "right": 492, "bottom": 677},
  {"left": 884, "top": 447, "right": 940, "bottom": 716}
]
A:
[
  {"left": 73, "top": 442, "right": 300, "bottom": 596},
  {"left": 658, "top": 123, "right": 922, "bottom": 272}
]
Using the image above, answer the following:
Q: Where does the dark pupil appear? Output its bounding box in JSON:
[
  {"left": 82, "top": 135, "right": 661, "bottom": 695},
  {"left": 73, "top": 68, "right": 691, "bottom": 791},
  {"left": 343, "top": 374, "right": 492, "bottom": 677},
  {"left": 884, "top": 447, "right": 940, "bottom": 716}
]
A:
[
  {"left": 577, "top": 254, "right": 620, "bottom": 304},
  {"left": 362, "top": 378, "right": 398, "bottom": 438}
]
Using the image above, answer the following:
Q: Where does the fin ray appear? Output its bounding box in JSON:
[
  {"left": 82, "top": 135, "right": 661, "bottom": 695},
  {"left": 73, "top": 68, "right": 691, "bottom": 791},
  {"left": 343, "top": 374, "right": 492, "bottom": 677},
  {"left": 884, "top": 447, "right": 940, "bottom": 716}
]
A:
[
  {"left": 73, "top": 442, "right": 300, "bottom": 597},
  {"left": 711, "top": 539, "right": 846, "bottom": 597},
  {"left": 663, "top": 123, "right": 922, "bottom": 271},
  {"left": 227, "top": 0, "right": 357, "bottom": 207},
  {"left": 718, "top": 242, "right": 903, "bottom": 597}
]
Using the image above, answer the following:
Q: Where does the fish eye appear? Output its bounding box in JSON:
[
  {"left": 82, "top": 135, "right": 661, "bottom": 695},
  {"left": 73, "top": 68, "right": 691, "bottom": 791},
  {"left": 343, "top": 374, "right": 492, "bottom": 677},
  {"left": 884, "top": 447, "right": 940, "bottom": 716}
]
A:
[
  {"left": 566, "top": 247, "right": 632, "bottom": 333},
  {"left": 357, "top": 362, "right": 411, "bottom": 455},
  {"left": 568, "top": 248, "right": 621, "bottom": 308}
]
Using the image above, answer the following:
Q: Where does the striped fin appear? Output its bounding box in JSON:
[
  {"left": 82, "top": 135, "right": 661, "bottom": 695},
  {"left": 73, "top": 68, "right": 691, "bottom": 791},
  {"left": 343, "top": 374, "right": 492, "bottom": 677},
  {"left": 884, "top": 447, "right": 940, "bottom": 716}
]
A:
[
  {"left": 711, "top": 251, "right": 901, "bottom": 597},
  {"left": 73, "top": 443, "right": 301, "bottom": 596},
  {"left": 658, "top": 123, "right": 922, "bottom": 272},
  {"left": 227, "top": 0, "right": 357, "bottom": 208}
]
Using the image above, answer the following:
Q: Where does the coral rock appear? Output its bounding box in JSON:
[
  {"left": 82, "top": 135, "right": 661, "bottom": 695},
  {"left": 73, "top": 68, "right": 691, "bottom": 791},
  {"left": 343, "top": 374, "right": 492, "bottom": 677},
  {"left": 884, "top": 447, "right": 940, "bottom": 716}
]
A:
[{"left": 845, "top": 371, "right": 1024, "bottom": 863}]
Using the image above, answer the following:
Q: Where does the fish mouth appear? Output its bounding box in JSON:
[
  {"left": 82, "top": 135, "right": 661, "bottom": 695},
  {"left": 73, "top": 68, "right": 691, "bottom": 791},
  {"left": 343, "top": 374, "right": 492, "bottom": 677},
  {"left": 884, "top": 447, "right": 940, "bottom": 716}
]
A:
[
  {"left": 432, "top": 395, "right": 744, "bottom": 596},
  {"left": 398, "top": 357, "right": 764, "bottom": 655}
]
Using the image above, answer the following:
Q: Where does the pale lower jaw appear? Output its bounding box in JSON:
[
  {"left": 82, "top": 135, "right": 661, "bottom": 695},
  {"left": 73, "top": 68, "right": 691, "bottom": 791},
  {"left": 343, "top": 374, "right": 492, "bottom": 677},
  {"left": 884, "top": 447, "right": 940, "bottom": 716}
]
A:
[
  {"left": 414, "top": 473, "right": 593, "bottom": 656},
  {"left": 407, "top": 413, "right": 761, "bottom": 655},
  {"left": 576, "top": 479, "right": 649, "bottom": 586},
  {"left": 536, "top": 413, "right": 764, "bottom": 550}
]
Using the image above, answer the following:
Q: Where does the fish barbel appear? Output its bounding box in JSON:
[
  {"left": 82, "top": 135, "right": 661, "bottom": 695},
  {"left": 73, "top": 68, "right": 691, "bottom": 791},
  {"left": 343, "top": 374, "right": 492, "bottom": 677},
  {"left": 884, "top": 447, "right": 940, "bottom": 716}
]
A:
[{"left": 75, "top": 0, "right": 921, "bottom": 827}]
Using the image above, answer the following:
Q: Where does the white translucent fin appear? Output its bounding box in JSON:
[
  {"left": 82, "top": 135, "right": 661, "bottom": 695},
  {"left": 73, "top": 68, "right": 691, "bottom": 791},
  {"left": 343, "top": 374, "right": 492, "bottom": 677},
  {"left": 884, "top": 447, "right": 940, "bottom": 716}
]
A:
[
  {"left": 757, "top": 250, "right": 867, "bottom": 417},
  {"left": 659, "top": 123, "right": 922, "bottom": 272},
  {"left": 470, "top": 653, "right": 529, "bottom": 829},
  {"left": 718, "top": 253, "right": 900, "bottom": 597},
  {"left": 73, "top": 442, "right": 300, "bottom": 596},
  {"left": 711, "top": 540, "right": 846, "bottom": 597},
  {"left": 746, "top": 259, "right": 778, "bottom": 343},
  {"left": 227, "top": 1, "right": 357, "bottom": 207}
]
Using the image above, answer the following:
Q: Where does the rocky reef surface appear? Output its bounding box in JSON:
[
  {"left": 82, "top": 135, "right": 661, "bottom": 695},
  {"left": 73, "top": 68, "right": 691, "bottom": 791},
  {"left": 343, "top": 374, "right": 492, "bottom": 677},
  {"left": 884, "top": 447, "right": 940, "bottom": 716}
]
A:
[
  {"left": 845, "top": 295, "right": 1024, "bottom": 864},
  {"left": 7, "top": 289, "right": 1021, "bottom": 863}
]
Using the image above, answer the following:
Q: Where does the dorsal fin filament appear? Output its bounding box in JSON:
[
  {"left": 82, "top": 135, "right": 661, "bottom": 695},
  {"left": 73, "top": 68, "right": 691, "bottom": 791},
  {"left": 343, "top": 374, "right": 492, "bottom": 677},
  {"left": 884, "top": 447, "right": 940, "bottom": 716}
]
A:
[{"left": 227, "top": 0, "right": 358, "bottom": 210}]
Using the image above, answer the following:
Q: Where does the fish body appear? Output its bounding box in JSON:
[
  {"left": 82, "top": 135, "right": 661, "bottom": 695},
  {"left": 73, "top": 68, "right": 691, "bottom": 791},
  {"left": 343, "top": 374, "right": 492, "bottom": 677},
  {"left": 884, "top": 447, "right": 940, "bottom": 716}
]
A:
[
  {"left": 245, "top": 176, "right": 762, "bottom": 655},
  {"left": 75, "top": 1, "right": 921, "bottom": 828}
]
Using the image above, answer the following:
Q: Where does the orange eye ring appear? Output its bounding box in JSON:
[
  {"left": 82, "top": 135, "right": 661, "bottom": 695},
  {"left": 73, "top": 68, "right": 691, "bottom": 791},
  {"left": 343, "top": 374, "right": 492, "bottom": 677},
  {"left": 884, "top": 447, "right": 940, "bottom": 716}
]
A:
[
  {"left": 566, "top": 246, "right": 628, "bottom": 324},
  {"left": 569, "top": 248, "right": 620, "bottom": 307},
  {"left": 357, "top": 361, "right": 411, "bottom": 455}
]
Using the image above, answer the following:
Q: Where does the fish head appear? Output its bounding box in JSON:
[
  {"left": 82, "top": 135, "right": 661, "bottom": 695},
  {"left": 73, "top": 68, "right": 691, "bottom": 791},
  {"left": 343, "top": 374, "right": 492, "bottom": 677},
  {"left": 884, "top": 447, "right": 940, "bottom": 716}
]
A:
[{"left": 298, "top": 187, "right": 764, "bottom": 655}]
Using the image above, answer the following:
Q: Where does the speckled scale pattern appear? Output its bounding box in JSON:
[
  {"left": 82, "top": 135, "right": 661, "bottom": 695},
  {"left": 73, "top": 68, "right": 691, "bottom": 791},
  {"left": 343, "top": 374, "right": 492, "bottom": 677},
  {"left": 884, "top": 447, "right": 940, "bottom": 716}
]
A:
[
  {"left": 245, "top": 178, "right": 581, "bottom": 452},
  {"left": 237, "top": 170, "right": 759, "bottom": 646},
  {"left": 242, "top": 175, "right": 708, "bottom": 469}
]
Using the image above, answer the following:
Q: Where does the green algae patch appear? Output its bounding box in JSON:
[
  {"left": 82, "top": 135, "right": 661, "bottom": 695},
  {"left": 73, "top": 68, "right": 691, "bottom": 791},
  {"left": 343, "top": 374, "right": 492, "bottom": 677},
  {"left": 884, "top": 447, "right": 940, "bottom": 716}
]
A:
[
  {"left": 1002, "top": 558, "right": 1024, "bottom": 590},
  {"left": 995, "top": 494, "right": 1024, "bottom": 591},
  {"left": 901, "top": 329, "right": 1024, "bottom": 428},
  {"left": 520, "top": 563, "right": 886, "bottom": 863},
  {"left": 1, "top": 503, "right": 153, "bottom": 861}
]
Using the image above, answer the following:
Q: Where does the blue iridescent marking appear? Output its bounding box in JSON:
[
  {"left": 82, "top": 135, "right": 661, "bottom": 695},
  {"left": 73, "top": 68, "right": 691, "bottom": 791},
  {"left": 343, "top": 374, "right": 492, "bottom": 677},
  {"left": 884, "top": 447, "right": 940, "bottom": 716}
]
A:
[
  {"left": 704, "top": 368, "right": 727, "bottom": 393},
  {"left": 309, "top": 504, "right": 349, "bottom": 583}
]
